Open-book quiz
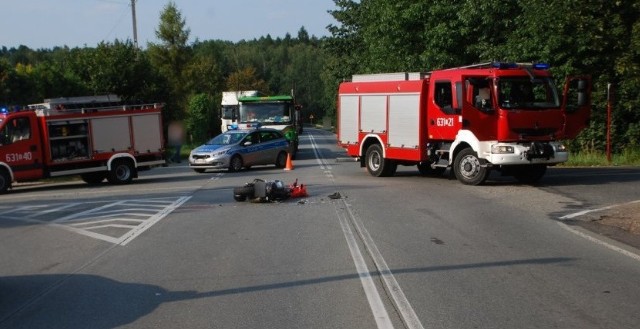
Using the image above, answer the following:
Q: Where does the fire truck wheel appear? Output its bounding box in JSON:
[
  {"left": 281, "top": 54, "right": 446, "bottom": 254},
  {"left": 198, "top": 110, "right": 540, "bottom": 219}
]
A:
[
  {"left": 513, "top": 164, "right": 547, "bottom": 184},
  {"left": 81, "top": 172, "right": 106, "bottom": 185},
  {"left": 453, "top": 148, "right": 490, "bottom": 185},
  {"left": 0, "top": 171, "right": 10, "bottom": 194},
  {"left": 366, "top": 144, "right": 394, "bottom": 177},
  {"left": 275, "top": 151, "right": 288, "bottom": 168},
  {"left": 229, "top": 155, "right": 243, "bottom": 172},
  {"left": 107, "top": 160, "right": 134, "bottom": 184}
]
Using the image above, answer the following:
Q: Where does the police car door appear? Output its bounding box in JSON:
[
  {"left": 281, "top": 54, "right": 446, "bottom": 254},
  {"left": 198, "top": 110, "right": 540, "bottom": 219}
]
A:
[{"left": 241, "top": 131, "right": 261, "bottom": 166}]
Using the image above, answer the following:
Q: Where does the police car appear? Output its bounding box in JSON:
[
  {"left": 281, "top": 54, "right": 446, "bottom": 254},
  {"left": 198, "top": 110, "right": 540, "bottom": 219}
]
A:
[{"left": 189, "top": 128, "right": 290, "bottom": 173}]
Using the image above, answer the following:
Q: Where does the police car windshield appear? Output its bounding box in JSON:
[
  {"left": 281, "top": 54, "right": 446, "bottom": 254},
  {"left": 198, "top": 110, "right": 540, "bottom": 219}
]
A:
[
  {"left": 207, "top": 131, "right": 247, "bottom": 145},
  {"left": 498, "top": 77, "right": 560, "bottom": 109}
]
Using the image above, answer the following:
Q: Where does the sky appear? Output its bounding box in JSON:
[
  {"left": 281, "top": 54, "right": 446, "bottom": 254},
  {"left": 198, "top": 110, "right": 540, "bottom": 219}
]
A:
[{"left": 0, "top": 0, "right": 338, "bottom": 49}]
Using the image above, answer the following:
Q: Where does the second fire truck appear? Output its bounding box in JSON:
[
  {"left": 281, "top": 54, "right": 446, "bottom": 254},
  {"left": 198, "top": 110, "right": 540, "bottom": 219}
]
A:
[{"left": 0, "top": 96, "right": 166, "bottom": 193}]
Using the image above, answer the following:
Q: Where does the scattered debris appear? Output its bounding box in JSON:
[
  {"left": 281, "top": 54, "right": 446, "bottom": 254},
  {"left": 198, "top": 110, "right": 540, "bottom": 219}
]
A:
[{"left": 328, "top": 192, "right": 341, "bottom": 200}]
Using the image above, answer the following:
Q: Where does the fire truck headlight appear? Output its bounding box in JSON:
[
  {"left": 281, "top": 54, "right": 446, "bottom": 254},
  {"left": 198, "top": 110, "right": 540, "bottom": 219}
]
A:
[
  {"left": 556, "top": 144, "right": 567, "bottom": 152},
  {"left": 491, "top": 145, "right": 515, "bottom": 154}
]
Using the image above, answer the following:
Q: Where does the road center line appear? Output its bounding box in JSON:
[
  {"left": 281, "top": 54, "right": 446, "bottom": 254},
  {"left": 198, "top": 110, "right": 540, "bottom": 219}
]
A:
[
  {"left": 309, "top": 130, "right": 424, "bottom": 329},
  {"left": 342, "top": 199, "right": 426, "bottom": 329},
  {"left": 307, "top": 133, "right": 331, "bottom": 170},
  {"left": 334, "top": 201, "right": 394, "bottom": 329}
]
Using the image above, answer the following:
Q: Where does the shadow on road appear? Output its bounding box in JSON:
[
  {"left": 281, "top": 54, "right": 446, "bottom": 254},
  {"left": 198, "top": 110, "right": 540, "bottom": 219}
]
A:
[{"left": 0, "top": 256, "right": 574, "bottom": 328}]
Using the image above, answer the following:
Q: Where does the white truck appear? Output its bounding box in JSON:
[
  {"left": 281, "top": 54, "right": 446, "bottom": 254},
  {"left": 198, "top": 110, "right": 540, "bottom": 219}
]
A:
[{"left": 220, "top": 90, "right": 259, "bottom": 132}]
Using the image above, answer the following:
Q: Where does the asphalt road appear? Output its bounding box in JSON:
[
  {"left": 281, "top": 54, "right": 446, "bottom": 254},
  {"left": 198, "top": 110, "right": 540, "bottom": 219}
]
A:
[{"left": 1, "top": 128, "right": 639, "bottom": 328}]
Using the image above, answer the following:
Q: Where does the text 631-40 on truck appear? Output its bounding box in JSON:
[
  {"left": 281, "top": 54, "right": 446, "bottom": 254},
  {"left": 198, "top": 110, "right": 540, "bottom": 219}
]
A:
[
  {"left": 338, "top": 62, "right": 591, "bottom": 185},
  {"left": 0, "top": 96, "right": 166, "bottom": 194}
]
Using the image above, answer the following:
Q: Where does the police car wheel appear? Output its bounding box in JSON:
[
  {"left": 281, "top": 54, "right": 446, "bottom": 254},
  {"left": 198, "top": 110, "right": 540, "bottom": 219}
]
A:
[
  {"left": 275, "top": 151, "right": 288, "bottom": 168},
  {"left": 229, "top": 155, "right": 243, "bottom": 172}
]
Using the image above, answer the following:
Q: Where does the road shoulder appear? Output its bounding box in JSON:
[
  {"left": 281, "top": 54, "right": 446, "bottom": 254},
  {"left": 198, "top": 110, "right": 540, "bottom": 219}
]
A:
[{"left": 562, "top": 201, "right": 640, "bottom": 250}]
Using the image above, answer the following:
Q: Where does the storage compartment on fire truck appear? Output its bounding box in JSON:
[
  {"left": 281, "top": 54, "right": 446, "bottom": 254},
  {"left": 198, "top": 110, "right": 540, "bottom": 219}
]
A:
[{"left": 47, "top": 120, "right": 90, "bottom": 162}]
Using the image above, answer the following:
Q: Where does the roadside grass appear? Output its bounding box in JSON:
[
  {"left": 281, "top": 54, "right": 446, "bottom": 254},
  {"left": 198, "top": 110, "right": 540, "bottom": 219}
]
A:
[{"left": 565, "top": 148, "right": 640, "bottom": 167}]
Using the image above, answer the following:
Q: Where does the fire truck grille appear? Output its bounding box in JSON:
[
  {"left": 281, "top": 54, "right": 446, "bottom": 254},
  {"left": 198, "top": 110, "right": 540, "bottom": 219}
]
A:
[{"left": 512, "top": 128, "right": 556, "bottom": 138}]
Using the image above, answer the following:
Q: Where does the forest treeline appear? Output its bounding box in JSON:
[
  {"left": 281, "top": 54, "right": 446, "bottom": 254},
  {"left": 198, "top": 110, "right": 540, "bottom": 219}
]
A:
[{"left": 1, "top": 0, "right": 639, "bottom": 152}]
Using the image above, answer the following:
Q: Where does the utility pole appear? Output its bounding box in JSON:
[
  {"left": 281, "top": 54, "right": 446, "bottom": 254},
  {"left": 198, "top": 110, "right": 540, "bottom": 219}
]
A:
[{"left": 130, "top": 0, "right": 138, "bottom": 48}]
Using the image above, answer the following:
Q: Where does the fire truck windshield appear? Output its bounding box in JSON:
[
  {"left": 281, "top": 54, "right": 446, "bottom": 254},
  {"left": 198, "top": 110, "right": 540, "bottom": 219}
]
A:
[
  {"left": 240, "top": 102, "right": 291, "bottom": 124},
  {"left": 498, "top": 77, "right": 560, "bottom": 110}
]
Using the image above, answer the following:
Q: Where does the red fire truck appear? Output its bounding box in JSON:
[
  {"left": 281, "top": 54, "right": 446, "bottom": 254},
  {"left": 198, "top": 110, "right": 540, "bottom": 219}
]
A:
[
  {"left": 337, "top": 62, "right": 591, "bottom": 185},
  {"left": 0, "top": 96, "right": 166, "bottom": 193}
]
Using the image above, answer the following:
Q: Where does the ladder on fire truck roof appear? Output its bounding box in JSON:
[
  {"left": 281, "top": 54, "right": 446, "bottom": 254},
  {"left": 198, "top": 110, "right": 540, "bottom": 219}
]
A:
[
  {"left": 441, "top": 61, "right": 550, "bottom": 71},
  {"left": 27, "top": 95, "right": 162, "bottom": 116},
  {"left": 351, "top": 72, "right": 429, "bottom": 82}
]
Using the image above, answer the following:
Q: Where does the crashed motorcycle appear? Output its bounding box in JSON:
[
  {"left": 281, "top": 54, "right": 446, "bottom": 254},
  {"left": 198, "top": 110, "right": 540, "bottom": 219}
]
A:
[{"left": 233, "top": 179, "right": 307, "bottom": 202}]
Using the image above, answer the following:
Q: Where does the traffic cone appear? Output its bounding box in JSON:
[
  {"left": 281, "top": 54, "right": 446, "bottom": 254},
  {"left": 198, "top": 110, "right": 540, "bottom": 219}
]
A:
[{"left": 284, "top": 152, "right": 294, "bottom": 171}]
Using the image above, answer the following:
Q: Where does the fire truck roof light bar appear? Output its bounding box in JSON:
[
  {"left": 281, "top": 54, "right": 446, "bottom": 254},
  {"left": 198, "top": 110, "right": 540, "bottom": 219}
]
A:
[{"left": 492, "top": 61, "right": 551, "bottom": 70}]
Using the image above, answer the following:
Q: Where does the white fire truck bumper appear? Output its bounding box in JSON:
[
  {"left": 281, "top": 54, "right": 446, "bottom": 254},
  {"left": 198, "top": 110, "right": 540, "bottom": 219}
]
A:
[{"left": 482, "top": 141, "right": 568, "bottom": 165}]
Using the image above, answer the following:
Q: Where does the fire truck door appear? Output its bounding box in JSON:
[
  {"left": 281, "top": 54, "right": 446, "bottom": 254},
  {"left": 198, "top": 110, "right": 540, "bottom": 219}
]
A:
[
  {"left": 562, "top": 76, "right": 591, "bottom": 139},
  {"left": 0, "top": 115, "right": 44, "bottom": 180},
  {"left": 460, "top": 76, "right": 498, "bottom": 141},
  {"left": 426, "top": 80, "right": 462, "bottom": 140}
]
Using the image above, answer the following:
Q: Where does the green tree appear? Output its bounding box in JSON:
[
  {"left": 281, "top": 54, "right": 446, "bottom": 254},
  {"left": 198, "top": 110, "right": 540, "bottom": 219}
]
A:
[
  {"left": 148, "top": 1, "right": 192, "bottom": 121},
  {"left": 186, "top": 93, "right": 215, "bottom": 144},
  {"left": 225, "top": 67, "right": 270, "bottom": 94},
  {"left": 184, "top": 54, "right": 222, "bottom": 96},
  {"left": 80, "top": 40, "right": 157, "bottom": 101}
]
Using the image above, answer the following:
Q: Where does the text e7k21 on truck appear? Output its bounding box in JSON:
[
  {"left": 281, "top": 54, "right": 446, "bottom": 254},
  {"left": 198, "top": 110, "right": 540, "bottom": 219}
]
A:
[
  {"left": 337, "top": 62, "right": 591, "bottom": 185},
  {"left": 0, "top": 97, "right": 166, "bottom": 193}
]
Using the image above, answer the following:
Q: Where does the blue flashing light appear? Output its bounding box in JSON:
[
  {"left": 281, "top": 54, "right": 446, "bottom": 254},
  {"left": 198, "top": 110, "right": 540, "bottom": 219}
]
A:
[
  {"left": 229, "top": 123, "right": 239, "bottom": 130},
  {"left": 0, "top": 107, "right": 8, "bottom": 114},
  {"left": 532, "top": 63, "right": 550, "bottom": 70},
  {"left": 492, "top": 62, "right": 518, "bottom": 69}
]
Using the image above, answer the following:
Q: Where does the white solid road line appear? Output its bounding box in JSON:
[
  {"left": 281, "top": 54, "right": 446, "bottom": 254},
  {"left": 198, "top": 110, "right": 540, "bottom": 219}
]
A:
[
  {"left": 558, "top": 199, "right": 640, "bottom": 262},
  {"left": 335, "top": 202, "right": 395, "bottom": 329},
  {"left": 557, "top": 222, "right": 640, "bottom": 262},
  {"left": 344, "top": 200, "right": 426, "bottom": 329},
  {"left": 558, "top": 199, "right": 640, "bottom": 220}
]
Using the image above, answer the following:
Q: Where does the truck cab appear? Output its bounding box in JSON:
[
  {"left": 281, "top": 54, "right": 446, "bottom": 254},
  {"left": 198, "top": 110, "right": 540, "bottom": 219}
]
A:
[{"left": 237, "top": 95, "right": 302, "bottom": 158}]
